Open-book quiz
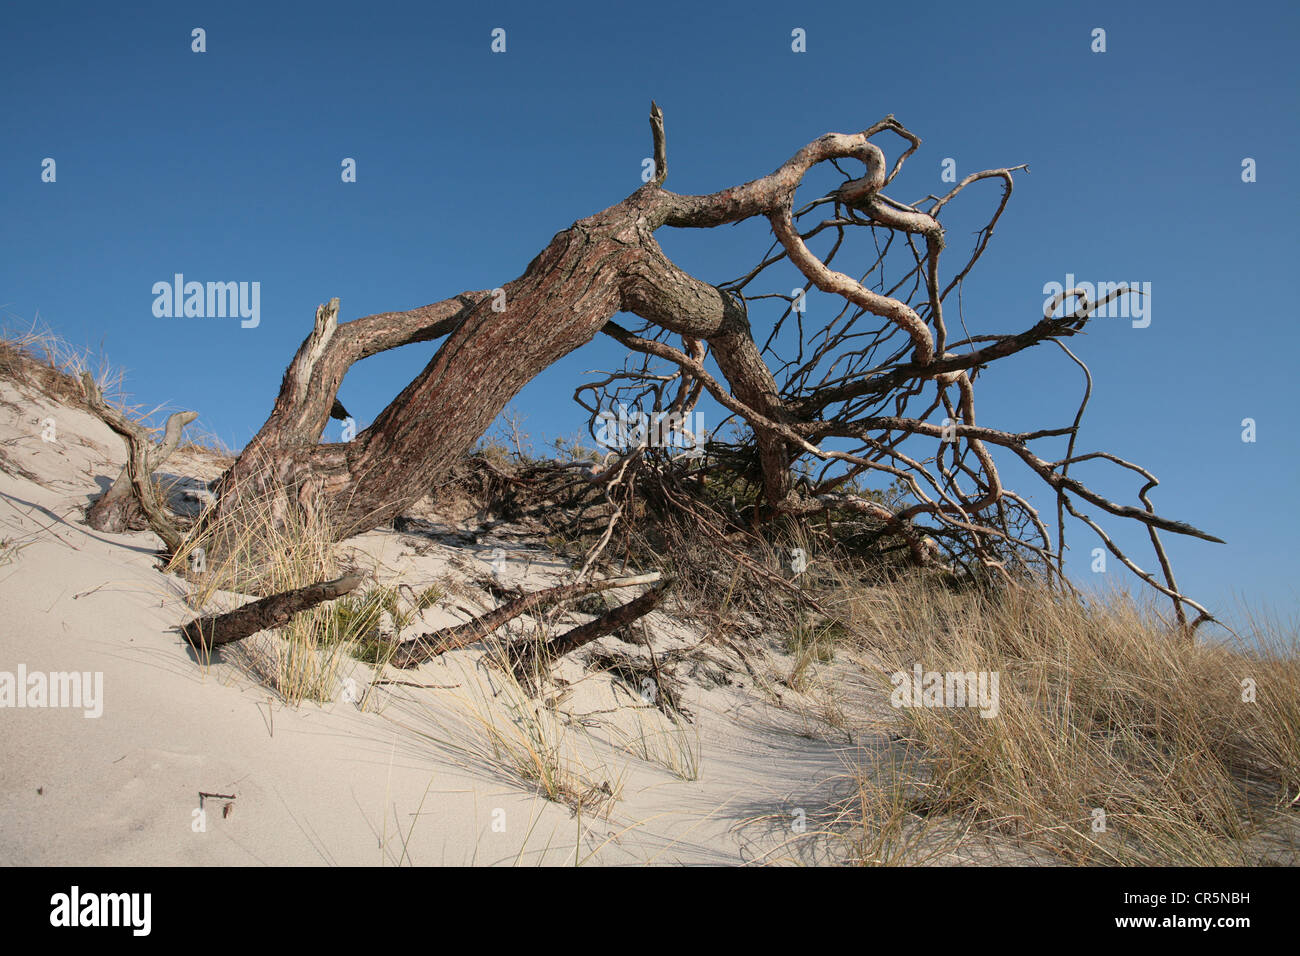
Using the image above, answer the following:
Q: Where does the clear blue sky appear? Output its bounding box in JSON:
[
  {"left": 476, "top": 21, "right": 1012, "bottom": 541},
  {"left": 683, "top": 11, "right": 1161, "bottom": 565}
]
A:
[{"left": 2, "top": 0, "right": 1297, "bottom": 629}]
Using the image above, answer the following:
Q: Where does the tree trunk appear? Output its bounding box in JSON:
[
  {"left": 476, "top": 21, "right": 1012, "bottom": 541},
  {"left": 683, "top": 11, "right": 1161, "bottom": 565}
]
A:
[{"left": 201, "top": 179, "right": 789, "bottom": 554}]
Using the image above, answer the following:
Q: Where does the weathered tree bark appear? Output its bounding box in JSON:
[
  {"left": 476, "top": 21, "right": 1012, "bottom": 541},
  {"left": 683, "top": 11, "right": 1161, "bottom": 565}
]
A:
[
  {"left": 542, "top": 579, "right": 672, "bottom": 659},
  {"left": 503, "top": 580, "right": 674, "bottom": 684},
  {"left": 181, "top": 572, "right": 364, "bottom": 652}
]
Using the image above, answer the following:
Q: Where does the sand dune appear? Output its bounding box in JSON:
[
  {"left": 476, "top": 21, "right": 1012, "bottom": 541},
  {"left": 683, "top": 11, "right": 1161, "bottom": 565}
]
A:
[{"left": 0, "top": 375, "right": 894, "bottom": 865}]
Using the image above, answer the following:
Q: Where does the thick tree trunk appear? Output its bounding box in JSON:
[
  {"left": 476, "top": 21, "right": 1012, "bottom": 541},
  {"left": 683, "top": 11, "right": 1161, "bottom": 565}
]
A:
[
  {"left": 201, "top": 178, "right": 791, "bottom": 554},
  {"left": 205, "top": 207, "right": 634, "bottom": 546}
]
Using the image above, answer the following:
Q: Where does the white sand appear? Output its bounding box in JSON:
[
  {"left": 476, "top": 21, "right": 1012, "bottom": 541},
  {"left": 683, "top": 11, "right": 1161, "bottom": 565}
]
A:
[{"left": 0, "top": 376, "right": 916, "bottom": 865}]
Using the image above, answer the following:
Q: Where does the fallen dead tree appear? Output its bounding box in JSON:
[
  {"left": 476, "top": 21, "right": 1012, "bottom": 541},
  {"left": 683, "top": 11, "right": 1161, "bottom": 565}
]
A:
[
  {"left": 89, "top": 105, "right": 1223, "bottom": 641},
  {"left": 503, "top": 579, "right": 676, "bottom": 687}
]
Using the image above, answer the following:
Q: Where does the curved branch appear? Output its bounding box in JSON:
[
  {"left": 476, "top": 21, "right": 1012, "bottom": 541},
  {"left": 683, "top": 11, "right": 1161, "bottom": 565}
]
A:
[
  {"left": 86, "top": 407, "right": 199, "bottom": 533},
  {"left": 80, "top": 373, "right": 186, "bottom": 553}
]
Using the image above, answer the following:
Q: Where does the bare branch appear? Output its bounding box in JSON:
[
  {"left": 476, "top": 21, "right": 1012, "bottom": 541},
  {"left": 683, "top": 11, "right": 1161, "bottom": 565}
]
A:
[
  {"left": 80, "top": 372, "right": 186, "bottom": 553},
  {"left": 181, "top": 573, "right": 365, "bottom": 652},
  {"left": 391, "top": 573, "right": 663, "bottom": 668}
]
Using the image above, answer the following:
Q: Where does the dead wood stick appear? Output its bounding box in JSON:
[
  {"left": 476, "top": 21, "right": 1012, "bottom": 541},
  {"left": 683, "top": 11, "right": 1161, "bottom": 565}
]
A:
[
  {"left": 181, "top": 573, "right": 364, "bottom": 652},
  {"left": 505, "top": 580, "right": 675, "bottom": 689},
  {"left": 80, "top": 372, "right": 188, "bottom": 552},
  {"left": 544, "top": 579, "right": 672, "bottom": 659},
  {"left": 88, "top": 405, "right": 198, "bottom": 532},
  {"left": 390, "top": 572, "right": 661, "bottom": 668}
]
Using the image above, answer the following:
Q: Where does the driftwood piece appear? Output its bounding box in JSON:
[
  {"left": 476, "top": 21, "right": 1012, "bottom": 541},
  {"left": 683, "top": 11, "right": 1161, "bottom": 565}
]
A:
[
  {"left": 87, "top": 402, "right": 199, "bottom": 533},
  {"left": 181, "top": 572, "right": 364, "bottom": 652},
  {"left": 80, "top": 372, "right": 187, "bottom": 553},
  {"left": 390, "top": 572, "right": 661, "bottom": 668}
]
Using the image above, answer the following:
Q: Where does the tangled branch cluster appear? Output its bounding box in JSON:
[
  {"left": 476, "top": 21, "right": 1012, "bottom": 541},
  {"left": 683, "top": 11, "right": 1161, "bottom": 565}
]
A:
[{"left": 578, "top": 111, "right": 1220, "bottom": 632}]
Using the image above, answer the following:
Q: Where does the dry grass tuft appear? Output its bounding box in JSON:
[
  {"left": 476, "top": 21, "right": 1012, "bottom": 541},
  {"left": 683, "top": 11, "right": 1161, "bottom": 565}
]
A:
[
  {"left": 174, "top": 491, "right": 391, "bottom": 706},
  {"left": 389, "top": 650, "right": 624, "bottom": 817},
  {"left": 0, "top": 318, "right": 122, "bottom": 403},
  {"left": 820, "top": 571, "right": 1300, "bottom": 865}
]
